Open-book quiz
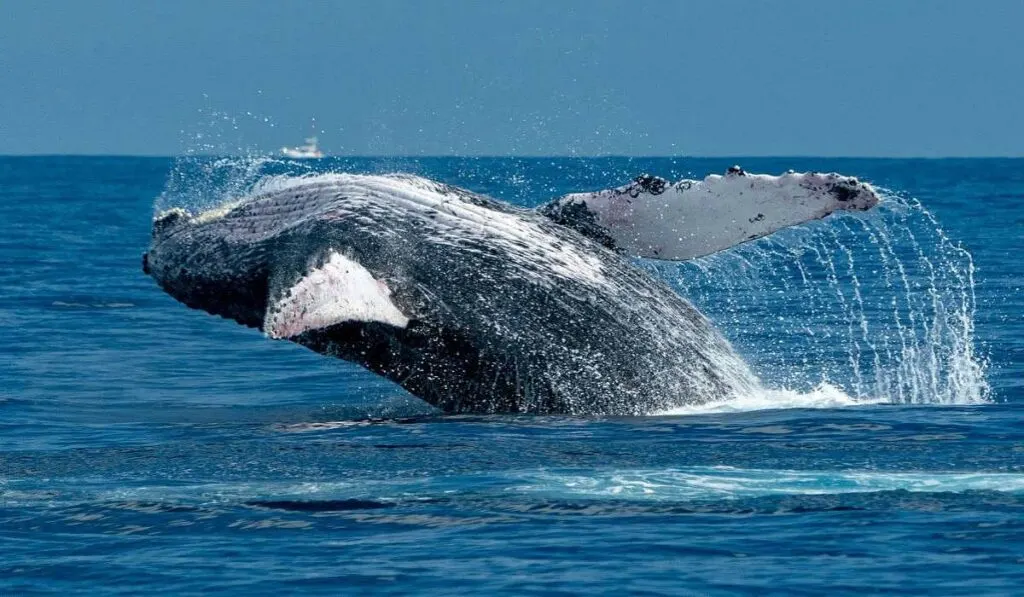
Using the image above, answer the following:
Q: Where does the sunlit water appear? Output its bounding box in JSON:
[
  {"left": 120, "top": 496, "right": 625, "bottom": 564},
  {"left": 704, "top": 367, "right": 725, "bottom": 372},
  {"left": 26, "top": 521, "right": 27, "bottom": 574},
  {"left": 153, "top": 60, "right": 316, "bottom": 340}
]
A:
[{"left": 2, "top": 156, "right": 1021, "bottom": 594}]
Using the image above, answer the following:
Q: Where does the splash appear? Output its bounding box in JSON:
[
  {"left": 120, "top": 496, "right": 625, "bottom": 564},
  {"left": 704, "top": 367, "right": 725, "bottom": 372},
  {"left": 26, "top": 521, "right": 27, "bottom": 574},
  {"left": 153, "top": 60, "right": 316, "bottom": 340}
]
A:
[
  {"left": 658, "top": 383, "right": 885, "bottom": 416},
  {"left": 155, "top": 105, "right": 323, "bottom": 215},
  {"left": 655, "top": 190, "right": 990, "bottom": 408},
  {"left": 156, "top": 154, "right": 314, "bottom": 216}
]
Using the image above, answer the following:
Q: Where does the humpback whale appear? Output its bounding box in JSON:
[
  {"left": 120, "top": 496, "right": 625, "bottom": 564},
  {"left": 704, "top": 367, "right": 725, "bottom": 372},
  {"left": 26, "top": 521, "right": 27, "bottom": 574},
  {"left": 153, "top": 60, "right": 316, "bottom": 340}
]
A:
[{"left": 143, "top": 167, "right": 879, "bottom": 414}]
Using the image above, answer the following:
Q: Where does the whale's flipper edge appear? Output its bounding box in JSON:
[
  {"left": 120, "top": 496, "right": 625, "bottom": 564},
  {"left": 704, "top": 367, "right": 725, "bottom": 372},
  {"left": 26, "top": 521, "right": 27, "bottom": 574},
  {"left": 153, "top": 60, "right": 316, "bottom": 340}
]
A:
[
  {"left": 263, "top": 251, "right": 410, "bottom": 339},
  {"left": 538, "top": 168, "right": 880, "bottom": 261}
]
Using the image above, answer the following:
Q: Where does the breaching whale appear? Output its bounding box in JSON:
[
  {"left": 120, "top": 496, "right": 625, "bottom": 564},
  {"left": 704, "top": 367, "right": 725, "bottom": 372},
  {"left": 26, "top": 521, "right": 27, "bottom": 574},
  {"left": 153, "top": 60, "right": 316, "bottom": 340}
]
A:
[{"left": 143, "top": 167, "right": 879, "bottom": 414}]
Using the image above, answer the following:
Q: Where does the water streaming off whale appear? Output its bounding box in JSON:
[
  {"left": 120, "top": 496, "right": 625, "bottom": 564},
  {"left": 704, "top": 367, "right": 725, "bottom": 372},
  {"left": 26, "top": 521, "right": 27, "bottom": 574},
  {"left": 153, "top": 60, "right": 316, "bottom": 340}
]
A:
[{"left": 654, "top": 192, "right": 988, "bottom": 408}]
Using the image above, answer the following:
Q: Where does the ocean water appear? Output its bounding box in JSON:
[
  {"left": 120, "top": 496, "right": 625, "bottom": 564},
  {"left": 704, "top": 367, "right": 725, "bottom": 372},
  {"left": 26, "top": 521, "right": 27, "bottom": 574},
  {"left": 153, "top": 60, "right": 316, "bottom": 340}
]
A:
[{"left": 1, "top": 156, "right": 1021, "bottom": 594}]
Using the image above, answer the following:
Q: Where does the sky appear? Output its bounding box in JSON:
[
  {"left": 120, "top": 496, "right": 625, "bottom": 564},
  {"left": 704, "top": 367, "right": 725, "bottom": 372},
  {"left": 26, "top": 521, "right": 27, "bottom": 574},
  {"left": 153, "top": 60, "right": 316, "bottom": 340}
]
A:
[{"left": 2, "top": 0, "right": 1023, "bottom": 157}]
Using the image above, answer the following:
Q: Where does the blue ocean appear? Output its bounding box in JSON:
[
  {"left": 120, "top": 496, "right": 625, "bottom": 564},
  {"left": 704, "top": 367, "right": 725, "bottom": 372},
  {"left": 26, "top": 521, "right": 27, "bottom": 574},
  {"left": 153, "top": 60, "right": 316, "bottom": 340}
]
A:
[{"left": 1, "top": 156, "right": 1021, "bottom": 594}]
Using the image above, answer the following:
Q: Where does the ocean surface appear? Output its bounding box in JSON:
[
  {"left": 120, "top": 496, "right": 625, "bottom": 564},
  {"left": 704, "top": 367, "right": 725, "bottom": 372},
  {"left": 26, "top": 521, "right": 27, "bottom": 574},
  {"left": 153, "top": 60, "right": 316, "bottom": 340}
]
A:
[{"left": 1, "top": 156, "right": 1021, "bottom": 594}]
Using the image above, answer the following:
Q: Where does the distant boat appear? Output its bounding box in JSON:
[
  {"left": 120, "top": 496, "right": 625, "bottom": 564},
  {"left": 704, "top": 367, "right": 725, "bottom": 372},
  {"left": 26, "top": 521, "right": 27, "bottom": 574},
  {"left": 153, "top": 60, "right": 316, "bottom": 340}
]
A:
[{"left": 281, "top": 136, "right": 324, "bottom": 159}]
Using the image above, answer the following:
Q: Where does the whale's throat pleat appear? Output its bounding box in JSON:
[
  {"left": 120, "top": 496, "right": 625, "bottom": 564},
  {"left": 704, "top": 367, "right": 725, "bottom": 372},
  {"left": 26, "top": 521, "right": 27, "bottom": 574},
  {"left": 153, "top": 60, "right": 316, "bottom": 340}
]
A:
[{"left": 264, "top": 252, "right": 410, "bottom": 339}]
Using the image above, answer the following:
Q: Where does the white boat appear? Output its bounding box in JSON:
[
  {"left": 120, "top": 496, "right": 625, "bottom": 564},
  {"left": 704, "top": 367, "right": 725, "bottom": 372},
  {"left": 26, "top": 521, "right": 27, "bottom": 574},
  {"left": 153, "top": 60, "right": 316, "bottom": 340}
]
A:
[{"left": 281, "top": 136, "right": 324, "bottom": 159}]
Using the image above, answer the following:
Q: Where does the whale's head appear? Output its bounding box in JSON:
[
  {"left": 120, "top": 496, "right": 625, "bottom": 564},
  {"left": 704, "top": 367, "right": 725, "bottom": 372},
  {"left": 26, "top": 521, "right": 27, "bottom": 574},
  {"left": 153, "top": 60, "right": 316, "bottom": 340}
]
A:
[
  {"left": 142, "top": 208, "right": 187, "bottom": 275},
  {"left": 143, "top": 207, "right": 190, "bottom": 281},
  {"left": 143, "top": 203, "right": 277, "bottom": 330},
  {"left": 142, "top": 175, "right": 466, "bottom": 338}
]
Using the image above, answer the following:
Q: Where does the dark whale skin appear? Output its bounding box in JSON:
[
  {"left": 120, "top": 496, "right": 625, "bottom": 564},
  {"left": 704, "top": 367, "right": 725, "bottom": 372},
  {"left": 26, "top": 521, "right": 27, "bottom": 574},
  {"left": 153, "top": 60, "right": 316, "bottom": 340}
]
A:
[{"left": 144, "top": 173, "right": 757, "bottom": 415}]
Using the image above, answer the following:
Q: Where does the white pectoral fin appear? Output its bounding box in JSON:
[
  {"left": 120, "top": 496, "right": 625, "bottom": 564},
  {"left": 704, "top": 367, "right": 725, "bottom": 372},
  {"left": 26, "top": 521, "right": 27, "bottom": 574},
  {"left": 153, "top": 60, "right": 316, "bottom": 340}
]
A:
[
  {"left": 264, "top": 252, "right": 409, "bottom": 339},
  {"left": 545, "top": 169, "right": 880, "bottom": 261}
]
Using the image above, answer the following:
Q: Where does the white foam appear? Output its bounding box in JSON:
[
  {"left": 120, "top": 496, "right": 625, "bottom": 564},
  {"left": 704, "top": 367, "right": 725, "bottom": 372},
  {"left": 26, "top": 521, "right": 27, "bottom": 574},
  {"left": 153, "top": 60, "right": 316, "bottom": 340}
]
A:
[
  {"left": 23, "top": 467, "right": 1020, "bottom": 509},
  {"left": 510, "top": 467, "right": 1024, "bottom": 501},
  {"left": 655, "top": 383, "right": 885, "bottom": 416}
]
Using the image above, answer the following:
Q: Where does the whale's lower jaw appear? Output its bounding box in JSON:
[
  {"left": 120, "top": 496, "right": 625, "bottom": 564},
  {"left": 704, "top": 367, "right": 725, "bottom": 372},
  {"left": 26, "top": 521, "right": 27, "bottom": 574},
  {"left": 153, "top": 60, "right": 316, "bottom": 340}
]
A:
[{"left": 150, "top": 263, "right": 271, "bottom": 331}]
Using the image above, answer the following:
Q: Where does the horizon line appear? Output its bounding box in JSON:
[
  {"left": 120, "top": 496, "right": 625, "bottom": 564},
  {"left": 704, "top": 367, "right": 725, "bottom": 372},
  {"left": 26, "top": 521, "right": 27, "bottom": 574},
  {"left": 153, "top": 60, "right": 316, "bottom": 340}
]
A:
[{"left": 2, "top": 153, "right": 1024, "bottom": 160}]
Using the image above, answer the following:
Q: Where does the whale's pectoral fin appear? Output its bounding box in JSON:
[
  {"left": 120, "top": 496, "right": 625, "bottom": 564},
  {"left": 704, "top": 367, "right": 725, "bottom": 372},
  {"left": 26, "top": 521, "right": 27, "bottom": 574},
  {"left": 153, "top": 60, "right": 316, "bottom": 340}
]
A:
[
  {"left": 263, "top": 251, "right": 410, "bottom": 340},
  {"left": 538, "top": 168, "right": 881, "bottom": 261}
]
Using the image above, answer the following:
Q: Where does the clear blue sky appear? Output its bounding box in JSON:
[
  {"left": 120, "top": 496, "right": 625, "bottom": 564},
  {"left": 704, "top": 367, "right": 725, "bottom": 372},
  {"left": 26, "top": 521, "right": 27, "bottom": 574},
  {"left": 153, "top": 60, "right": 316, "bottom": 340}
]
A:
[{"left": 2, "top": 0, "right": 1022, "bottom": 156}]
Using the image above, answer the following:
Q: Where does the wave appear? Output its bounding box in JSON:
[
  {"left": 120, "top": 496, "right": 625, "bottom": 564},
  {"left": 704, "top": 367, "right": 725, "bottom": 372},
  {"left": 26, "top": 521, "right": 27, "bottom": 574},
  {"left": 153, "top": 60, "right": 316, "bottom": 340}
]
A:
[
  {"left": 51, "top": 300, "right": 136, "bottom": 309},
  {"left": 509, "top": 467, "right": 1024, "bottom": 501},
  {"left": 7, "top": 467, "right": 1021, "bottom": 511}
]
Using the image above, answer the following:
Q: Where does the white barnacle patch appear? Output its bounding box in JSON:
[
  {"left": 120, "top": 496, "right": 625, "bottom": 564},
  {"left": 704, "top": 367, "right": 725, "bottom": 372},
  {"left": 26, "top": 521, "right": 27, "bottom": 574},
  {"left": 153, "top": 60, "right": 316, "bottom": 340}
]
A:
[{"left": 264, "top": 252, "right": 409, "bottom": 339}]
